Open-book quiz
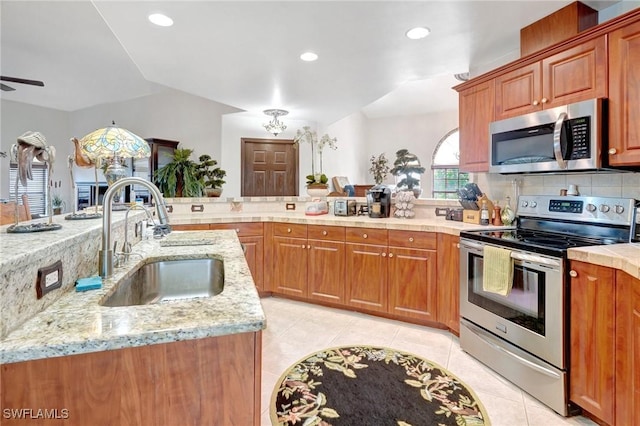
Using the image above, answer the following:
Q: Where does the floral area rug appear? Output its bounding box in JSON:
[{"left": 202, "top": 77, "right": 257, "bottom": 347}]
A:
[{"left": 270, "top": 346, "right": 490, "bottom": 426}]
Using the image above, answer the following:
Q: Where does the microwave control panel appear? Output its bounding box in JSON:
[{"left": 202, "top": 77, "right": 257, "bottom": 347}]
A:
[{"left": 568, "top": 117, "right": 590, "bottom": 160}]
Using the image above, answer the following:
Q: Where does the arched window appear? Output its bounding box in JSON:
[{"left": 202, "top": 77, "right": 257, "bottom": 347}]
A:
[{"left": 431, "top": 128, "right": 469, "bottom": 199}]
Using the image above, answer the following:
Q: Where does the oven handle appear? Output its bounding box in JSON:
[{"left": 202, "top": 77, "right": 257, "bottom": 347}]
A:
[
  {"left": 460, "top": 240, "right": 561, "bottom": 268},
  {"left": 461, "top": 319, "right": 561, "bottom": 379},
  {"left": 553, "top": 111, "right": 568, "bottom": 170}
]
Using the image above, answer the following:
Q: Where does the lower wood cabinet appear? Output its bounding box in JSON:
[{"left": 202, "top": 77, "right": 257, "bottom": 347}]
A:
[
  {"left": 1, "top": 332, "right": 262, "bottom": 425},
  {"left": 436, "top": 233, "right": 460, "bottom": 334},
  {"left": 272, "top": 223, "right": 308, "bottom": 297}
]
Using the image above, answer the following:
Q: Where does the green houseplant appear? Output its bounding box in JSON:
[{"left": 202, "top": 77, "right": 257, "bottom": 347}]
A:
[
  {"left": 153, "top": 148, "right": 204, "bottom": 197},
  {"left": 195, "top": 154, "right": 227, "bottom": 197},
  {"left": 390, "top": 149, "right": 426, "bottom": 197},
  {"left": 369, "top": 153, "right": 390, "bottom": 184},
  {"left": 51, "top": 194, "right": 64, "bottom": 215}
]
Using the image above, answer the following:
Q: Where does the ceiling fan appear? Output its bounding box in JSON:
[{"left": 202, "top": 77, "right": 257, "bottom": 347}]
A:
[{"left": 0, "top": 76, "right": 44, "bottom": 92}]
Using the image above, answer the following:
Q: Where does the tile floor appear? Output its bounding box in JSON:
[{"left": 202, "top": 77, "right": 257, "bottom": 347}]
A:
[{"left": 260, "top": 296, "right": 597, "bottom": 426}]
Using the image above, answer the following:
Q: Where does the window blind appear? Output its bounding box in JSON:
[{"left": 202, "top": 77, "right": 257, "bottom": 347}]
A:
[{"left": 9, "top": 163, "right": 49, "bottom": 216}]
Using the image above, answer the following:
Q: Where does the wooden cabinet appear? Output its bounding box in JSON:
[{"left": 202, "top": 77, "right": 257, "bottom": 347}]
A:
[
  {"left": 495, "top": 37, "right": 607, "bottom": 120},
  {"left": 387, "top": 230, "right": 437, "bottom": 321},
  {"left": 210, "top": 223, "right": 264, "bottom": 292},
  {"left": 615, "top": 270, "right": 640, "bottom": 425},
  {"left": 436, "top": 233, "right": 460, "bottom": 334},
  {"left": 272, "top": 223, "right": 308, "bottom": 297},
  {"left": 569, "top": 260, "right": 615, "bottom": 425},
  {"left": 457, "top": 80, "right": 494, "bottom": 172},
  {"left": 307, "top": 225, "right": 346, "bottom": 304},
  {"left": 345, "top": 227, "right": 389, "bottom": 313},
  {"left": 1, "top": 332, "right": 262, "bottom": 426},
  {"left": 608, "top": 20, "right": 640, "bottom": 166}
]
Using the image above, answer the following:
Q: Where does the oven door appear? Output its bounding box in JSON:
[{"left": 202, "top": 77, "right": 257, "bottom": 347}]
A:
[{"left": 459, "top": 238, "right": 566, "bottom": 369}]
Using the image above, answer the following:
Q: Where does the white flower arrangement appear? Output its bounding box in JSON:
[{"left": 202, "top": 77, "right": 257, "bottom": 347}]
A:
[{"left": 294, "top": 126, "right": 338, "bottom": 182}]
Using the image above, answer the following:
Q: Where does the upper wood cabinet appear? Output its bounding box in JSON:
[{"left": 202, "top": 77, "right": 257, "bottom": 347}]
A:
[
  {"left": 458, "top": 80, "right": 494, "bottom": 173},
  {"left": 608, "top": 20, "right": 640, "bottom": 166},
  {"left": 495, "top": 36, "right": 607, "bottom": 120}
]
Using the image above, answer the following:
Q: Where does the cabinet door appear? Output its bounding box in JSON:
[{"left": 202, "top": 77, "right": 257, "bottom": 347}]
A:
[
  {"left": 239, "top": 236, "right": 264, "bottom": 292},
  {"left": 308, "top": 239, "right": 345, "bottom": 304},
  {"left": 615, "top": 270, "right": 640, "bottom": 425},
  {"left": 569, "top": 261, "right": 615, "bottom": 424},
  {"left": 609, "top": 21, "right": 640, "bottom": 166},
  {"left": 387, "top": 247, "right": 437, "bottom": 321},
  {"left": 345, "top": 243, "right": 388, "bottom": 312},
  {"left": 542, "top": 36, "right": 607, "bottom": 108},
  {"left": 436, "top": 234, "right": 460, "bottom": 334},
  {"left": 272, "top": 237, "right": 307, "bottom": 297},
  {"left": 458, "top": 80, "right": 494, "bottom": 172},
  {"left": 495, "top": 62, "right": 542, "bottom": 119}
]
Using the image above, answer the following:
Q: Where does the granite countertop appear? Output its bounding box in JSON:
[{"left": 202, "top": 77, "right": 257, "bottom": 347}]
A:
[
  {"left": 568, "top": 243, "right": 640, "bottom": 280},
  {"left": 0, "top": 230, "right": 266, "bottom": 364}
]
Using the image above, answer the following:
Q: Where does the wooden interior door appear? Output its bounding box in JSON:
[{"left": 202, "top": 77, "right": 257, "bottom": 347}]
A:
[{"left": 241, "top": 138, "right": 298, "bottom": 196}]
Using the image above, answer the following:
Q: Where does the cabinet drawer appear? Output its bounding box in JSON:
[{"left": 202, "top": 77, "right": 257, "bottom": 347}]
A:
[
  {"left": 345, "top": 227, "right": 387, "bottom": 245},
  {"left": 308, "top": 225, "right": 345, "bottom": 241},
  {"left": 209, "top": 222, "right": 263, "bottom": 236},
  {"left": 273, "top": 222, "right": 307, "bottom": 238},
  {"left": 388, "top": 230, "right": 436, "bottom": 250}
]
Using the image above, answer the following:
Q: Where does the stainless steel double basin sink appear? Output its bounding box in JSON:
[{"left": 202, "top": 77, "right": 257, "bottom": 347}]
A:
[{"left": 101, "top": 257, "right": 224, "bottom": 307}]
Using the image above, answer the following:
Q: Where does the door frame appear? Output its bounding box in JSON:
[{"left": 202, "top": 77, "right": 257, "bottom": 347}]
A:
[{"left": 240, "top": 138, "right": 298, "bottom": 197}]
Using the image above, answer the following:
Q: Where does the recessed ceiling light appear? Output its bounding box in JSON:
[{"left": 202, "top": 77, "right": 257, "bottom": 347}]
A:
[
  {"left": 300, "top": 52, "right": 318, "bottom": 62},
  {"left": 148, "top": 13, "right": 173, "bottom": 27},
  {"left": 406, "top": 27, "right": 431, "bottom": 40}
]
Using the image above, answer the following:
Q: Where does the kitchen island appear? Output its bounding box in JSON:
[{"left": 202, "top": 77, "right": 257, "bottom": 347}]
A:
[{"left": 0, "top": 229, "right": 265, "bottom": 425}]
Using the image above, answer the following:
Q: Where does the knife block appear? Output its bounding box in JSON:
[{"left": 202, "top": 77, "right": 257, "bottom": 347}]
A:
[{"left": 463, "top": 195, "right": 494, "bottom": 224}]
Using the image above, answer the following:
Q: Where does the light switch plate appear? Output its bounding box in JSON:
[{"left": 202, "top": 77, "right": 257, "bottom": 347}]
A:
[{"left": 36, "top": 260, "right": 63, "bottom": 299}]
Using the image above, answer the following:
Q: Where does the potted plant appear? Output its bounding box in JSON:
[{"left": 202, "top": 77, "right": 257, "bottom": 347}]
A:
[
  {"left": 369, "top": 153, "right": 390, "bottom": 184},
  {"left": 390, "top": 149, "right": 426, "bottom": 198},
  {"left": 294, "top": 126, "right": 337, "bottom": 196},
  {"left": 51, "top": 194, "right": 64, "bottom": 215},
  {"left": 195, "top": 154, "right": 227, "bottom": 197},
  {"left": 153, "top": 148, "right": 204, "bottom": 197}
]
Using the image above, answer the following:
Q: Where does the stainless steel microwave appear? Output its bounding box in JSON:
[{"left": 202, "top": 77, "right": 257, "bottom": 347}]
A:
[{"left": 489, "top": 98, "right": 605, "bottom": 174}]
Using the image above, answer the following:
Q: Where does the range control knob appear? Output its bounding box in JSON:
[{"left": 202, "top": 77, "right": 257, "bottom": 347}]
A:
[
  {"left": 521, "top": 201, "right": 528, "bottom": 208},
  {"left": 530, "top": 201, "right": 537, "bottom": 208},
  {"left": 615, "top": 205, "right": 625, "bottom": 214},
  {"left": 599, "top": 204, "right": 611, "bottom": 213},
  {"left": 586, "top": 203, "right": 597, "bottom": 212}
]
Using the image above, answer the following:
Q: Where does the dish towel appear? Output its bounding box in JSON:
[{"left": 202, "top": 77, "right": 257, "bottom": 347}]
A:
[{"left": 482, "top": 245, "right": 514, "bottom": 296}]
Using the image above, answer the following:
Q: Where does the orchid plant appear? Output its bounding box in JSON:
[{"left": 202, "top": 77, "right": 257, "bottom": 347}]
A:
[{"left": 294, "top": 126, "right": 338, "bottom": 185}]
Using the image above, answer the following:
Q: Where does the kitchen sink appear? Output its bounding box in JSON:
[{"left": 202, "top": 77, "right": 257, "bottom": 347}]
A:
[{"left": 101, "top": 258, "right": 224, "bottom": 307}]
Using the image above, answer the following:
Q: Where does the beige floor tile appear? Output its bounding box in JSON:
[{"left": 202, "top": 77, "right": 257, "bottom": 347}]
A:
[{"left": 474, "top": 390, "right": 528, "bottom": 426}]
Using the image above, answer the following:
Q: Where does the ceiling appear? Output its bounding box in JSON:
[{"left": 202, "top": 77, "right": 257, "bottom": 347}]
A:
[{"left": 0, "top": 1, "right": 622, "bottom": 124}]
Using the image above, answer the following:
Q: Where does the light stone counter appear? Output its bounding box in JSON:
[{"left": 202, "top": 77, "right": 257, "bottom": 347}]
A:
[
  {"left": 568, "top": 243, "right": 640, "bottom": 280},
  {"left": 0, "top": 230, "right": 265, "bottom": 364}
]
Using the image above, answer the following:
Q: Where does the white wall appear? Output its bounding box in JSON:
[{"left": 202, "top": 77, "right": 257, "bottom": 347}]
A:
[
  {"left": 1, "top": 100, "right": 72, "bottom": 204},
  {"left": 325, "top": 111, "right": 369, "bottom": 187}
]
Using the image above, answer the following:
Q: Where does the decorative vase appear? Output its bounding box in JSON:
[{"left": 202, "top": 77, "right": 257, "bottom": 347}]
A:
[
  {"left": 306, "top": 183, "right": 329, "bottom": 197},
  {"left": 205, "top": 188, "right": 223, "bottom": 197}
]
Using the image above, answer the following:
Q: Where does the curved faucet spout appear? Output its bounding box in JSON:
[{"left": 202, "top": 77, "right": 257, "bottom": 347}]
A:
[{"left": 99, "top": 177, "right": 170, "bottom": 277}]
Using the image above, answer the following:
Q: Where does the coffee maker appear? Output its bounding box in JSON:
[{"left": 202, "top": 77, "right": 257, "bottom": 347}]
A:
[{"left": 366, "top": 185, "right": 392, "bottom": 218}]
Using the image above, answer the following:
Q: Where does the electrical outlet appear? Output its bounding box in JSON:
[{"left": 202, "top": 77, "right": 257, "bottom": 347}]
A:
[
  {"left": 36, "top": 260, "right": 63, "bottom": 299},
  {"left": 286, "top": 203, "right": 296, "bottom": 210}
]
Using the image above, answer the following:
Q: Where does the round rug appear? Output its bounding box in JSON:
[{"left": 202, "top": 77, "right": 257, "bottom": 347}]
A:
[{"left": 270, "top": 345, "right": 490, "bottom": 426}]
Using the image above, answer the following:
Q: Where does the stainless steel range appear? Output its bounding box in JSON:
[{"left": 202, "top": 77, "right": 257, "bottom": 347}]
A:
[{"left": 459, "top": 195, "right": 639, "bottom": 416}]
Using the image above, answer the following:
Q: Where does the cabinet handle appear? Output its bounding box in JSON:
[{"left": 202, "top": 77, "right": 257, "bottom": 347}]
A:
[
  {"left": 408, "top": 237, "right": 414, "bottom": 242},
  {"left": 287, "top": 228, "right": 292, "bottom": 233},
  {"left": 308, "top": 245, "right": 311, "bottom": 250},
  {"left": 569, "top": 270, "right": 578, "bottom": 278},
  {"left": 541, "top": 97, "right": 548, "bottom": 104},
  {"left": 388, "top": 253, "right": 394, "bottom": 258},
  {"left": 302, "top": 244, "right": 306, "bottom": 249},
  {"left": 363, "top": 233, "right": 368, "bottom": 239},
  {"left": 532, "top": 100, "right": 539, "bottom": 106},
  {"left": 235, "top": 228, "right": 240, "bottom": 233},
  {"left": 456, "top": 243, "right": 460, "bottom": 249},
  {"left": 322, "top": 230, "right": 328, "bottom": 236},
  {"left": 609, "top": 148, "right": 617, "bottom": 155},
  {"left": 381, "top": 252, "right": 386, "bottom": 257}
]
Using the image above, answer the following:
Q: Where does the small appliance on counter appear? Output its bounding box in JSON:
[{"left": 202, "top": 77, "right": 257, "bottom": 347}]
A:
[
  {"left": 334, "top": 199, "right": 356, "bottom": 216},
  {"left": 305, "top": 200, "right": 329, "bottom": 216},
  {"left": 366, "top": 185, "right": 391, "bottom": 218}
]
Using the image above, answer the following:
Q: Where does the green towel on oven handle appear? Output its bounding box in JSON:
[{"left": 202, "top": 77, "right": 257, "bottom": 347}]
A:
[{"left": 482, "top": 245, "right": 514, "bottom": 296}]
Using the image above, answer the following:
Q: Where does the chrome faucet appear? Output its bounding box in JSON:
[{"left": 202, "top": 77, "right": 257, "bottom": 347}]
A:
[{"left": 98, "top": 177, "right": 170, "bottom": 277}]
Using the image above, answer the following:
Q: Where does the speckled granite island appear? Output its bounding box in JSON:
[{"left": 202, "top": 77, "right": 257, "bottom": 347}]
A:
[{"left": 1, "top": 228, "right": 265, "bottom": 425}]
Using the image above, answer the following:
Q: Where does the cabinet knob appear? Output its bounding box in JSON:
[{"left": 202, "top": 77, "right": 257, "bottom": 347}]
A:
[
  {"left": 363, "top": 233, "right": 368, "bottom": 239},
  {"left": 322, "top": 230, "right": 328, "bottom": 236},
  {"left": 235, "top": 228, "right": 240, "bottom": 233},
  {"left": 381, "top": 252, "right": 386, "bottom": 257},
  {"left": 532, "top": 100, "right": 539, "bottom": 106},
  {"left": 388, "top": 253, "right": 394, "bottom": 258},
  {"left": 307, "top": 245, "right": 311, "bottom": 250},
  {"left": 608, "top": 148, "right": 617, "bottom": 155},
  {"left": 569, "top": 270, "right": 578, "bottom": 278},
  {"left": 541, "top": 97, "right": 548, "bottom": 104},
  {"left": 287, "top": 228, "right": 292, "bottom": 233},
  {"left": 302, "top": 244, "right": 306, "bottom": 249},
  {"left": 408, "top": 237, "right": 414, "bottom": 242},
  {"left": 456, "top": 243, "right": 460, "bottom": 249}
]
